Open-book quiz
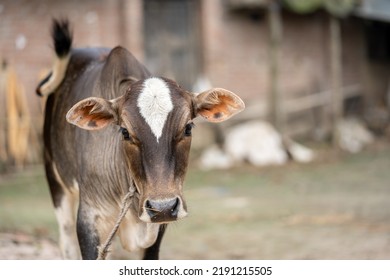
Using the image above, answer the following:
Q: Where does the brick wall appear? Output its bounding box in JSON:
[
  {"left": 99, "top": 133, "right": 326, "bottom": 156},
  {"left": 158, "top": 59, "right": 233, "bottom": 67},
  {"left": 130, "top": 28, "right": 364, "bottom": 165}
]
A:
[
  {"left": 201, "top": 1, "right": 366, "bottom": 102},
  {"left": 0, "top": 0, "right": 142, "bottom": 117},
  {"left": 0, "top": 0, "right": 368, "bottom": 119},
  {"left": 201, "top": 0, "right": 269, "bottom": 102}
]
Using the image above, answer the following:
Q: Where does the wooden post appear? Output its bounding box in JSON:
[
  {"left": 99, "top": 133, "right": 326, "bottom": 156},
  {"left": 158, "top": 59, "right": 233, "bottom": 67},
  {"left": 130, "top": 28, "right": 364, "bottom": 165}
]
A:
[
  {"left": 330, "top": 16, "right": 343, "bottom": 148},
  {"left": 0, "top": 60, "right": 8, "bottom": 166},
  {"left": 268, "top": 0, "right": 283, "bottom": 132}
]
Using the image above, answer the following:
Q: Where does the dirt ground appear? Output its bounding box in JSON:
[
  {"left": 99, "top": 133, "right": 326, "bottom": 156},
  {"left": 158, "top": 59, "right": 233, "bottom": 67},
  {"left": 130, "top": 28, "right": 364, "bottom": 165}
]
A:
[
  {"left": 1, "top": 141, "right": 390, "bottom": 260},
  {"left": 0, "top": 232, "right": 61, "bottom": 260}
]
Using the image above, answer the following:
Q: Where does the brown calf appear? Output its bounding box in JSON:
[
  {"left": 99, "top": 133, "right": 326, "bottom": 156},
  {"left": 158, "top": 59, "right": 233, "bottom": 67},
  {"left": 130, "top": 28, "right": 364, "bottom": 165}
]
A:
[{"left": 37, "top": 19, "right": 244, "bottom": 260}]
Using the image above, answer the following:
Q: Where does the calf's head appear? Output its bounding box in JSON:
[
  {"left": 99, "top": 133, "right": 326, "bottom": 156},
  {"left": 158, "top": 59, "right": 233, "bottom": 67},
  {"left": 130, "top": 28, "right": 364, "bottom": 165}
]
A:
[{"left": 66, "top": 77, "right": 244, "bottom": 223}]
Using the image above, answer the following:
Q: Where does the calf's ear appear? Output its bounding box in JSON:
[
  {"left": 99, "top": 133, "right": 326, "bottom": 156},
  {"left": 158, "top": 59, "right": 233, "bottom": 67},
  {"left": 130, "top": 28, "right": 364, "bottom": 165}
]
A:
[
  {"left": 195, "top": 88, "right": 245, "bottom": 122},
  {"left": 66, "top": 97, "right": 119, "bottom": 130}
]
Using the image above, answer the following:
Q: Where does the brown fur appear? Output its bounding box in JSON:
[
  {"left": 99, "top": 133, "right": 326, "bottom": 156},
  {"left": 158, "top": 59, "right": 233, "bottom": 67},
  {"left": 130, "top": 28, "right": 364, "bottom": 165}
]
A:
[{"left": 40, "top": 20, "right": 244, "bottom": 260}]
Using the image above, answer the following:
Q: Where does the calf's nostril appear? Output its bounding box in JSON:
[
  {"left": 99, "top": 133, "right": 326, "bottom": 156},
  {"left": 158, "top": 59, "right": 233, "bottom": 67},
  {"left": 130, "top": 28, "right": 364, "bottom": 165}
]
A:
[
  {"left": 170, "top": 197, "right": 180, "bottom": 216},
  {"left": 144, "top": 197, "right": 180, "bottom": 220},
  {"left": 145, "top": 200, "right": 152, "bottom": 210},
  {"left": 145, "top": 200, "right": 158, "bottom": 218}
]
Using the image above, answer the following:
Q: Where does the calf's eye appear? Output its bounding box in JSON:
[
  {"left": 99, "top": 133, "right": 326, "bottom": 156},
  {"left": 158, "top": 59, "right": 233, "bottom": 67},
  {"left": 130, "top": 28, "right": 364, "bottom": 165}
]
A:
[
  {"left": 120, "top": 127, "right": 131, "bottom": 141},
  {"left": 184, "top": 123, "right": 194, "bottom": 137}
]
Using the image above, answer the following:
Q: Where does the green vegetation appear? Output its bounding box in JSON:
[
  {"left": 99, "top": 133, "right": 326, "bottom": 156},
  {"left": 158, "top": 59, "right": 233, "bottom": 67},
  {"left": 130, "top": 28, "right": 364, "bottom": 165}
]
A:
[{"left": 0, "top": 167, "right": 57, "bottom": 238}]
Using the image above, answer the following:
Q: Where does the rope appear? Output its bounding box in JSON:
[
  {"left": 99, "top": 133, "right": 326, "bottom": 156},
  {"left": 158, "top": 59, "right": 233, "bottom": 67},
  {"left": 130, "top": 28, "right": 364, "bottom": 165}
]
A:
[{"left": 97, "top": 184, "right": 136, "bottom": 260}]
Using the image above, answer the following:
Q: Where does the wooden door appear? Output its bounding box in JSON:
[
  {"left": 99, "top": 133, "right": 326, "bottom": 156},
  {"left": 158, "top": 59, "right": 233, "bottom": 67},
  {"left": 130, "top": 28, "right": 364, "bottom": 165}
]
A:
[{"left": 144, "top": 0, "right": 201, "bottom": 90}]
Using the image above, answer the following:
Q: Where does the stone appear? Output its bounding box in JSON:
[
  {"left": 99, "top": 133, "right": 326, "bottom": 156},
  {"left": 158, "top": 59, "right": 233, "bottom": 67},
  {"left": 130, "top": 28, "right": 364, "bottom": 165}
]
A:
[
  {"left": 335, "top": 118, "right": 374, "bottom": 153},
  {"left": 225, "top": 121, "right": 288, "bottom": 166}
]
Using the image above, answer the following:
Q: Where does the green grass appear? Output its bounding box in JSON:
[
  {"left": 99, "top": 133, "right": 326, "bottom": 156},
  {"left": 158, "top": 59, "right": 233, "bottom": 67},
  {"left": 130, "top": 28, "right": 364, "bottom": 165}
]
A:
[{"left": 0, "top": 167, "right": 57, "bottom": 238}]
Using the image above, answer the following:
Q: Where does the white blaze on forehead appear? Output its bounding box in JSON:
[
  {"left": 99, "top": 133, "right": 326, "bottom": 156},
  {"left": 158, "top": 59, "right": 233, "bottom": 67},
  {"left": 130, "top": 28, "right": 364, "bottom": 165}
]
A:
[{"left": 137, "top": 77, "right": 174, "bottom": 142}]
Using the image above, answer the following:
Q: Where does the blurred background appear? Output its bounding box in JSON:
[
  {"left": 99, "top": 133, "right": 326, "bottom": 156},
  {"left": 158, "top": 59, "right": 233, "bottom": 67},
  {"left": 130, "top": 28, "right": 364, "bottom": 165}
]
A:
[{"left": 0, "top": 0, "right": 389, "bottom": 259}]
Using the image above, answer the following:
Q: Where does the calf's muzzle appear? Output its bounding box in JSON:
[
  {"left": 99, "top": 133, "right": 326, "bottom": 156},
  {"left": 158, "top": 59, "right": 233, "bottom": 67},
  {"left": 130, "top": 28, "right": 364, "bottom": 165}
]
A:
[{"left": 144, "top": 197, "right": 181, "bottom": 223}]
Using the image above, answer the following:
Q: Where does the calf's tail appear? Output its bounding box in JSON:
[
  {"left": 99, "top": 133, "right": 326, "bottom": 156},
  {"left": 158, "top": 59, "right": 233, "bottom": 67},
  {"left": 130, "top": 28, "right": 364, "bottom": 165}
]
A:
[{"left": 36, "top": 19, "right": 72, "bottom": 96}]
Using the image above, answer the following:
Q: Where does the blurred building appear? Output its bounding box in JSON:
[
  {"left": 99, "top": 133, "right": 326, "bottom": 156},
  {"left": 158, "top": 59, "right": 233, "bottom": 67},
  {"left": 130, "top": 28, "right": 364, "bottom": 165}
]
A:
[{"left": 0, "top": 0, "right": 389, "bottom": 153}]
